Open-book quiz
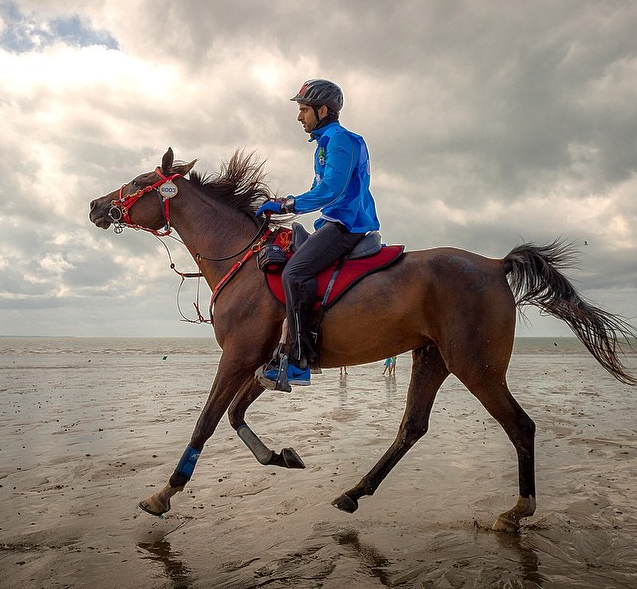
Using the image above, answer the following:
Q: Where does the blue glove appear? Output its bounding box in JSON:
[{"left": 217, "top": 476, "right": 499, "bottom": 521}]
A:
[{"left": 256, "top": 200, "right": 283, "bottom": 216}]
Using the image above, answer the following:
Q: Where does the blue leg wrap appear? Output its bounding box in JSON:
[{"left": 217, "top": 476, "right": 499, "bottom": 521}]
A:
[{"left": 176, "top": 445, "right": 201, "bottom": 479}]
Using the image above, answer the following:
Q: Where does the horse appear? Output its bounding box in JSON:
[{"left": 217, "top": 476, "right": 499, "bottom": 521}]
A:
[{"left": 89, "top": 147, "right": 637, "bottom": 532}]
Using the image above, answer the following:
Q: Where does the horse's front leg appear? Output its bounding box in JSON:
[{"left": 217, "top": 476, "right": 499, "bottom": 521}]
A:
[
  {"left": 227, "top": 380, "right": 305, "bottom": 469},
  {"left": 139, "top": 354, "right": 253, "bottom": 516}
]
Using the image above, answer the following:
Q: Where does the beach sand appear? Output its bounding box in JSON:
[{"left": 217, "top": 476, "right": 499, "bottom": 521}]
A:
[{"left": 1, "top": 337, "right": 636, "bottom": 588}]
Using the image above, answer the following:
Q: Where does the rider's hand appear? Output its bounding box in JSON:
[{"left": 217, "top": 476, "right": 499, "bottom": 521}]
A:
[{"left": 256, "top": 200, "right": 284, "bottom": 216}]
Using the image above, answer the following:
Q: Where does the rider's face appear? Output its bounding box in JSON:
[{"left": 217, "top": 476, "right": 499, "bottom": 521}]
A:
[
  {"left": 297, "top": 104, "right": 317, "bottom": 133},
  {"left": 297, "top": 103, "right": 327, "bottom": 133}
]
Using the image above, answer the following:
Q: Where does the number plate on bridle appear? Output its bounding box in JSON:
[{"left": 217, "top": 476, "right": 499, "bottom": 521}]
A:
[{"left": 158, "top": 181, "right": 178, "bottom": 199}]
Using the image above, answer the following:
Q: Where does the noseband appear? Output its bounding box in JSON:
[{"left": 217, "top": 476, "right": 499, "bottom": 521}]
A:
[{"left": 109, "top": 168, "right": 182, "bottom": 235}]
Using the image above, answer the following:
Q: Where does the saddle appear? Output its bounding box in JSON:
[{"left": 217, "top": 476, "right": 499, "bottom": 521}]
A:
[
  {"left": 264, "top": 223, "right": 404, "bottom": 311},
  {"left": 256, "top": 224, "right": 404, "bottom": 388}
]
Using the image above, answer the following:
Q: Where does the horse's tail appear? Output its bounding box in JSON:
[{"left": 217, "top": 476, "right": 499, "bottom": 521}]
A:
[{"left": 503, "top": 240, "right": 637, "bottom": 385}]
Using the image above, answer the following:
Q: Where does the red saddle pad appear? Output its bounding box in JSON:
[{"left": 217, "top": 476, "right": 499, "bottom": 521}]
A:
[{"left": 265, "top": 229, "right": 404, "bottom": 310}]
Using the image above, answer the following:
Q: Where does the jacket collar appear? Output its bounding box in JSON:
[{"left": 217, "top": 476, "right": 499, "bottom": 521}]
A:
[{"left": 309, "top": 121, "right": 340, "bottom": 142}]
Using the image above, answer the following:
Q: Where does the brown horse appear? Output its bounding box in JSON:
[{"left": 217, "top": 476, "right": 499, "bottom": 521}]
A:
[{"left": 89, "top": 148, "right": 636, "bottom": 532}]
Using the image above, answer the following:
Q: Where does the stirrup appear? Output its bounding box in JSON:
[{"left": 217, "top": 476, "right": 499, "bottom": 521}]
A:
[{"left": 255, "top": 355, "right": 292, "bottom": 392}]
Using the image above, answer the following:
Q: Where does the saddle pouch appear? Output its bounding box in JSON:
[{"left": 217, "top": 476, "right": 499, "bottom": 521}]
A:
[{"left": 257, "top": 244, "right": 288, "bottom": 273}]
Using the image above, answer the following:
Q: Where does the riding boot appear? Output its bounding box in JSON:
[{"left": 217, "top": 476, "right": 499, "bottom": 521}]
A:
[{"left": 289, "top": 305, "right": 315, "bottom": 369}]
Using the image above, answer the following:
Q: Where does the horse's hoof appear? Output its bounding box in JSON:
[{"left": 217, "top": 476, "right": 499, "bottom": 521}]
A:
[
  {"left": 332, "top": 493, "right": 358, "bottom": 513},
  {"left": 491, "top": 514, "right": 520, "bottom": 533},
  {"left": 139, "top": 493, "right": 171, "bottom": 516},
  {"left": 492, "top": 496, "right": 534, "bottom": 532},
  {"left": 281, "top": 447, "right": 305, "bottom": 469}
]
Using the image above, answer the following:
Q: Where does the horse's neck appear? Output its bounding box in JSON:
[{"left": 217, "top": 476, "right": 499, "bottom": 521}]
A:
[{"left": 170, "top": 191, "right": 259, "bottom": 283}]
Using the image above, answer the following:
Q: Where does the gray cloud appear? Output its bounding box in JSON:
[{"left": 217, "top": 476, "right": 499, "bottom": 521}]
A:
[{"left": 1, "top": 0, "right": 635, "bottom": 336}]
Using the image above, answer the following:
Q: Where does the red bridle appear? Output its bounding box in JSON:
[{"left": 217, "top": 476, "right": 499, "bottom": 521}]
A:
[
  {"left": 106, "top": 165, "right": 277, "bottom": 323},
  {"left": 109, "top": 168, "right": 182, "bottom": 235}
]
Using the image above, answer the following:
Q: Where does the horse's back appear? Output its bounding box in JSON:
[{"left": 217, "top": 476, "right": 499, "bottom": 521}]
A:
[
  {"left": 385, "top": 246, "right": 512, "bottom": 303},
  {"left": 320, "top": 246, "right": 515, "bottom": 369}
]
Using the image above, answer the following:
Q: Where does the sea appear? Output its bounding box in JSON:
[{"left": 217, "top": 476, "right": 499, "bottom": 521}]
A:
[
  {"left": 0, "top": 335, "right": 596, "bottom": 360},
  {"left": 0, "top": 335, "right": 628, "bottom": 398}
]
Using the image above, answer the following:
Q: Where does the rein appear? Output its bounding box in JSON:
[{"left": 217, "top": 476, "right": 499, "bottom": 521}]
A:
[
  {"left": 157, "top": 227, "right": 273, "bottom": 325},
  {"left": 210, "top": 229, "right": 273, "bottom": 304}
]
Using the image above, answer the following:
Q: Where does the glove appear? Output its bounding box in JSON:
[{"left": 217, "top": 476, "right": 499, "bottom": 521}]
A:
[{"left": 256, "top": 200, "right": 283, "bottom": 216}]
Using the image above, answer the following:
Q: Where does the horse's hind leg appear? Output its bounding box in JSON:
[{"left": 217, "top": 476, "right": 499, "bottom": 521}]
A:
[
  {"left": 459, "top": 370, "right": 537, "bottom": 532},
  {"left": 333, "top": 345, "right": 449, "bottom": 513}
]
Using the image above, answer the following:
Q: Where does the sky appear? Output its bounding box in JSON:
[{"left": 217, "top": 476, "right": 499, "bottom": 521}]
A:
[{"left": 0, "top": 0, "right": 636, "bottom": 339}]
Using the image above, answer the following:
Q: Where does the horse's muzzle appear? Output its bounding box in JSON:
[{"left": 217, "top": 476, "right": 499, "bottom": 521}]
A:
[{"left": 89, "top": 197, "right": 114, "bottom": 230}]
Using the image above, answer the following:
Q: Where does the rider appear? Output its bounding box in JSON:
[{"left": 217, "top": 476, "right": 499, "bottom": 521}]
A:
[{"left": 256, "top": 78, "right": 381, "bottom": 388}]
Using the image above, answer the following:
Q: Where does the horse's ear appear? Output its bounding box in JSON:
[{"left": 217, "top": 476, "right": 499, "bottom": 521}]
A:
[
  {"left": 161, "top": 148, "right": 196, "bottom": 176},
  {"left": 175, "top": 159, "right": 197, "bottom": 176},
  {"left": 161, "top": 147, "right": 174, "bottom": 174}
]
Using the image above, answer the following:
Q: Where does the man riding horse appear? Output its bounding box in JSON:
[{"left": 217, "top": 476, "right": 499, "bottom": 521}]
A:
[{"left": 256, "top": 79, "right": 381, "bottom": 389}]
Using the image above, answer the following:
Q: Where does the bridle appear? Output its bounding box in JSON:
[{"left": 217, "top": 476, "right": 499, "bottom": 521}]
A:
[
  {"left": 107, "top": 168, "right": 270, "bottom": 256},
  {"left": 106, "top": 166, "right": 276, "bottom": 324},
  {"left": 109, "top": 168, "right": 182, "bottom": 236}
]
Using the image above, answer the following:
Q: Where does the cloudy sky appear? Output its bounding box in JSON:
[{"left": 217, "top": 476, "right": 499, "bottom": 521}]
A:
[{"left": 1, "top": 0, "right": 636, "bottom": 339}]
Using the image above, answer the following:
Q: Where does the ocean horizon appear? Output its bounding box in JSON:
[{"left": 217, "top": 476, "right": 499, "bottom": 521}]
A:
[{"left": 0, "top": 335, "right": 597, "bottom": 358}]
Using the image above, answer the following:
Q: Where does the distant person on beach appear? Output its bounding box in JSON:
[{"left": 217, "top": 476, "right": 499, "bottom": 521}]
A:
[
  {"left": 340, "top": 366, "right": 348, "bottom": 376},
  {"left": 383, "top": 356, "right": 396, "bottom": 376},
  {"left": 256, "top": 78, "right": 381, "bottom": 390}
]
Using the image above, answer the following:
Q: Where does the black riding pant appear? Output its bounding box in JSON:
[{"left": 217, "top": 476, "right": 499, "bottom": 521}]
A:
[{"left": 282, "top": 221, "right": 364, "bottom": 366}]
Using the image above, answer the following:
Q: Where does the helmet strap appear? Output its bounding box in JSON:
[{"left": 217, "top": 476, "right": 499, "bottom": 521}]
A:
[{"left": 312, "top": 106, "right": 338, "bottom": 131}]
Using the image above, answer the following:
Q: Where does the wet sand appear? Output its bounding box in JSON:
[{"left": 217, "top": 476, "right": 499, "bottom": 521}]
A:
[{"left": 1, "top": 338, "right": 636, "bottom": 588}]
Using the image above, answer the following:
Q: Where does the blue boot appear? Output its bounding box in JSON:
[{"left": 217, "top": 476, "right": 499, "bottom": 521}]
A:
[
  {"left": 264, "top": 362, "right": 311, "bottom": 386},
  {"left": 256, "top": 360, "right": 311, "bottom": 391}
]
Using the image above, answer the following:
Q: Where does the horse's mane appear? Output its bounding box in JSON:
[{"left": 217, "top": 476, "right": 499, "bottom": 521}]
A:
[{"left": 188, "top": 150, "right": 285, "bottom": 226}]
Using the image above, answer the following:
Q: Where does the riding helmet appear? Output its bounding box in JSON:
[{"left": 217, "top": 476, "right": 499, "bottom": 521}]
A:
[{"left": 290, "top": 79, "right": 343, "bottom": 112}]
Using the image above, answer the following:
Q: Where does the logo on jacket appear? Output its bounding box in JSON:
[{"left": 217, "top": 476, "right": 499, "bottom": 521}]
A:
[{"left": 318, "top": 147, "right": 326, "bottom": 166}]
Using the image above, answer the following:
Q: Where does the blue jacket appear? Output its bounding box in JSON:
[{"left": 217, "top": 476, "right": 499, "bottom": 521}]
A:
[{"left": 292, "top": 122, "right": 381, "bottom": 233}]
